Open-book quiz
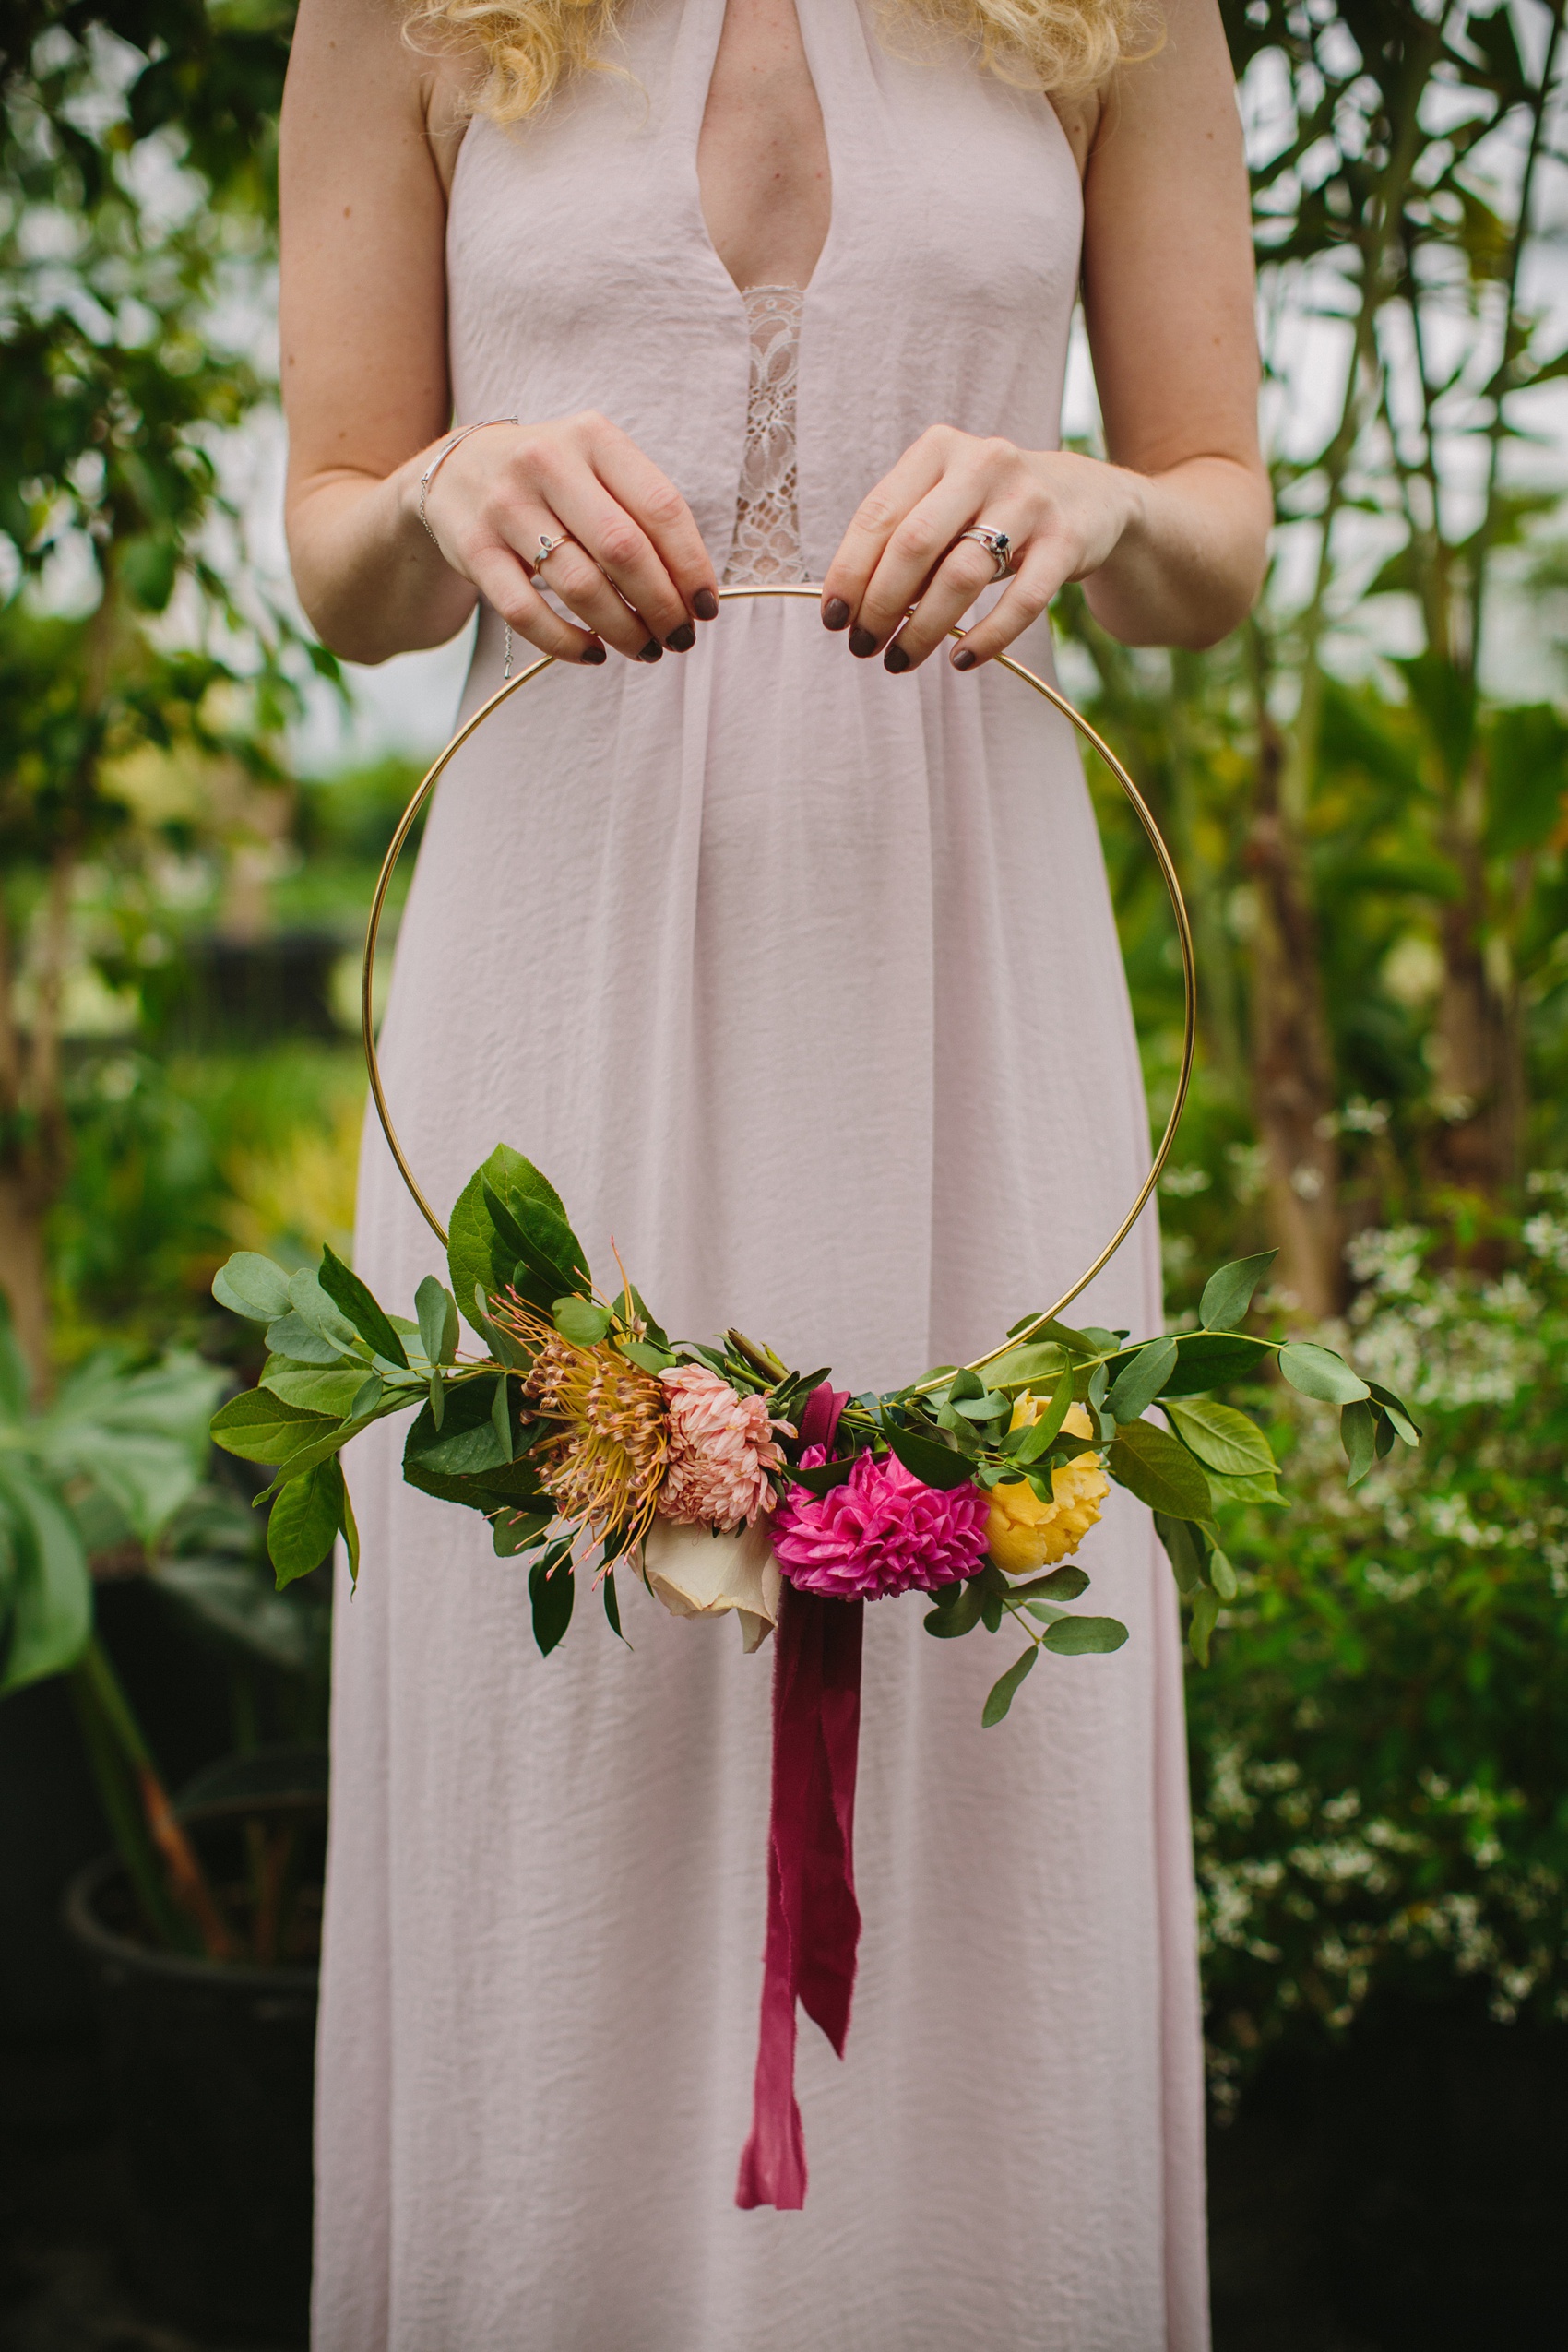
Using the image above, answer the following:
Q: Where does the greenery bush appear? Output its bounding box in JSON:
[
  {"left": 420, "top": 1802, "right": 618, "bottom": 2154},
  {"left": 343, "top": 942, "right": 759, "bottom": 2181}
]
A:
[{"left": 1194, "top": 1193, "right": 1568, "bottom": 2104}]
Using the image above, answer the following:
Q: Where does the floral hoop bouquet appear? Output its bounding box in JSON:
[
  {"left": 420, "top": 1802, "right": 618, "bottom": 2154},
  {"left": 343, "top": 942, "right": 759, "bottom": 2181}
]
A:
[
  {"left": 209, "top": 1143, "right": 1419, "bottom": 1697},
  {"left": 207, "top": 606, "right": 1421, "bottom": 2206}
]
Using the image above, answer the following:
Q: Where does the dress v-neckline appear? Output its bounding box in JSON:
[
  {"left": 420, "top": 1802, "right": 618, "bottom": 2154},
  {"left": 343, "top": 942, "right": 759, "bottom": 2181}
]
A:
[{"left": 680, "top": 0, "right": 859, "bottom": 308}]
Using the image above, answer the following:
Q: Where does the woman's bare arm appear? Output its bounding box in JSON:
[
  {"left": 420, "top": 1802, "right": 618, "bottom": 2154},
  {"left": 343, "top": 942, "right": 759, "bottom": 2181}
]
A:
[
  {"left": 279, "top": 0, "right": 718, "bottom": 668},
  {"left": 1075, "top": 0, "right": 1267, "bottom": 646},
  {"left": 279, "top": 0, "right": 481, "bottom": 661},
  {"left": 821, "top": 0, "right": 1269, "bottom": 667}
]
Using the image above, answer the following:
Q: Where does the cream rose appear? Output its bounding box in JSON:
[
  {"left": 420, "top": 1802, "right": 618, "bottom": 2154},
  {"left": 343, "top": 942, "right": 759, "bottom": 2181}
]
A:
[
  {"left": 641, "top": 1516, "right": 783, "bottom": 1654},
  {"left": 986, "top": 1396, "right": 1110, "bottom": 1577}
]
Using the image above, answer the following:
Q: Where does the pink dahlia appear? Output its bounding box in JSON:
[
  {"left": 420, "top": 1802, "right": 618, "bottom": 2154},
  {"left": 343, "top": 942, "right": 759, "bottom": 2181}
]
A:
[
  {"left": 770, "top": 1447, "right": 990, "bottom": 1602},
  {"left": 656, "top": 1366, "right": 790, "bottom": 1531}
]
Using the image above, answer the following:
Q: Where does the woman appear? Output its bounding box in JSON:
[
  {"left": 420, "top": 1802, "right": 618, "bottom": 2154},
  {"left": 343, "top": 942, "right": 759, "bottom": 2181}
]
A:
[{"left": 281, "top": 0, "right": 1266, "bottom": 2342}]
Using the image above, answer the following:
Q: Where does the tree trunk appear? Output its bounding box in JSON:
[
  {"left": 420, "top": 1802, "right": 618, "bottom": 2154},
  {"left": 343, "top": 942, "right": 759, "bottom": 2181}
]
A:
[
  {"left": 1426, "top": 767, "right": 1519, "bottom": 1196},
  {"left": 0, "top": 856, "right": 74, "bottom": 1395},
  {"left": 0, "top": 1170, "right": 52, "bottom": 1392},
  {"left": 1246, "top": 717, "right": 1344, "bottom": 1321}
]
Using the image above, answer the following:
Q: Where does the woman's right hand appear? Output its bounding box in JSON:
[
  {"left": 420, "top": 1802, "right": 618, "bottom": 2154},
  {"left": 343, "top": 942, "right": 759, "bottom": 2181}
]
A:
[{"left": 413, "top": 410, "right": 720, "bottom": 666}]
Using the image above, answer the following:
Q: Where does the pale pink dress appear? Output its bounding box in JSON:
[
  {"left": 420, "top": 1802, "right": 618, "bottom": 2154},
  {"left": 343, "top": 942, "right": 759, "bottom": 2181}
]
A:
[{"left": 314, "top": 0, "right": 1209, "bottom": 2343}]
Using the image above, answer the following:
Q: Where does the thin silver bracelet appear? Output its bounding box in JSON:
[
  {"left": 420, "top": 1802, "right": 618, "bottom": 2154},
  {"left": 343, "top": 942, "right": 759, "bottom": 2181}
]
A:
[
  {"left": 417, "top": 415, "right": 518, "bottom": 543},
  {"left": 418, "top": 415, "right": 521, "bottom": 679}
]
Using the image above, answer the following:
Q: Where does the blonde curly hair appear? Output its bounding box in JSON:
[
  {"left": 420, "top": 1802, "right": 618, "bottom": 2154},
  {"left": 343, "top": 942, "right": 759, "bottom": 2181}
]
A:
[{"left": 406, "top": 0, "right": 1156, "bottom": 126}]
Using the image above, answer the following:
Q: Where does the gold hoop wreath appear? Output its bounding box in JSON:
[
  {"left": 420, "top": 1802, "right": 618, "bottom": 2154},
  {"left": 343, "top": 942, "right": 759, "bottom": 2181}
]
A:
[{"left": 361, "top": 582, "right": 1196, "bottom": 1372}]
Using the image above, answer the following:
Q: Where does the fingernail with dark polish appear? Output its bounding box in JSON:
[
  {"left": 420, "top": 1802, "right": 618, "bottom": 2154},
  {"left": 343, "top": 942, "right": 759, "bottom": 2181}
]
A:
[
  {"left": 580, "top": 642, "right": 607, "bottom": 665},
  {"left": 639, "top": 640, "right": 663, "bottom": 663},
  {"left": 884, "top": 641, "right": 911, "bottom": 674},
  {"left": 665, "top": 621, "right": 695, "bottom": 652},
  {"left": 823, "top": 597, "right": 850, "bottom": 631},
  {"left": 849, "top": 627, "right": 879, "bottom": 659},
  {"left": 953, "top": 647, "right": 978, "bottom": 671},
  {"left": 693, "top": 588, "right": 719, "bottom": 621}
]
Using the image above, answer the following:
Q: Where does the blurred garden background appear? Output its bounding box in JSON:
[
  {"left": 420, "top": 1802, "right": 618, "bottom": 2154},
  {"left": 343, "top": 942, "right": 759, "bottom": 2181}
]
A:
[{"left": 2, "top": 0, "right": 1567, "bottom": 2345}]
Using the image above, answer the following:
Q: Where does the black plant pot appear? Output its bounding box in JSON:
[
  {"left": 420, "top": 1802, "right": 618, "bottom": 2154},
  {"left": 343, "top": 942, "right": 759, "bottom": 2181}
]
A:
[{"left": 63, "top": 1794, "right": 325, "bottom": 2346}]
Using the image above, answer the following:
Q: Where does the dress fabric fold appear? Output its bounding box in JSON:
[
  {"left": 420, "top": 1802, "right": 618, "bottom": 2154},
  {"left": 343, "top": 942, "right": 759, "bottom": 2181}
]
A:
[{"left": 312, "top": 0, "right": 1211, "bottom": 2344}]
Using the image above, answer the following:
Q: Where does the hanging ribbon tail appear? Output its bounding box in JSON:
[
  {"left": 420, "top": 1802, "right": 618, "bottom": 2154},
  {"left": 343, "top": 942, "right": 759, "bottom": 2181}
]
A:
[{"left": 736, "top": 1386, "right": 862, "bottom": 2213}]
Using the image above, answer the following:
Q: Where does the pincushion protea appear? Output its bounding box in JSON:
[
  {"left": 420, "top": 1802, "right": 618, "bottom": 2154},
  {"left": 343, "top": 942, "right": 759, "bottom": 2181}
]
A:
[{"left": 495, "top": 1296, "right": 667, "bottom": 1550}]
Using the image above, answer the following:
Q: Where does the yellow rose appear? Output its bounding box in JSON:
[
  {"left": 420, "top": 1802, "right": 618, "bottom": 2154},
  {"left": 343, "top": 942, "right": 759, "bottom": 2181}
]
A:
[{"left": 986, "top": 1396, "right": 1110, "bottom": 1577}]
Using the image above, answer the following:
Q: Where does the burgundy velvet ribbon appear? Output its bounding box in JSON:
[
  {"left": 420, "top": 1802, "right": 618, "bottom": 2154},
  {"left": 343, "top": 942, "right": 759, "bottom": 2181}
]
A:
[{"left": 735, "top": 1384, "right": 863, "bottom": 2212}]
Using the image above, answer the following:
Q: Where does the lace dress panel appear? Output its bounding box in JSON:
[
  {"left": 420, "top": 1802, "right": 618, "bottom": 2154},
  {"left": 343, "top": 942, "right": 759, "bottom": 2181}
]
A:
[{"left": 723, "top": 285, "right": 808, "bottom": 587}]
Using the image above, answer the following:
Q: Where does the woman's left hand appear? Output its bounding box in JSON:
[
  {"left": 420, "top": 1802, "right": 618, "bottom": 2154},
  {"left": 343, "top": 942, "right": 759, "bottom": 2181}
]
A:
[{"left": 819, "top": 427, "right": 1142, "bottom": 673}]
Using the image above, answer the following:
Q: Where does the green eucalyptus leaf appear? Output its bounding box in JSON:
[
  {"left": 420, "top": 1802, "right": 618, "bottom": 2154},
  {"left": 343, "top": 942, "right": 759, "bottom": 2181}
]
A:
[
  {"left": 611, "top": 1286, "right": 669, "bottom": 1349},
  {"left": 339, "top": 1475, "right": 361, "bottom": 1586},
  {"left": 350, "top": 1373, "right": 384, "bottom": 1420},
  {"left": 1198, "top": 1250, "right": 1277, "bottom": 1332},
  {"left": 981, "top": 1645, "right": 1038, "bottom": 1726},
  {"left": 1206, "top": 1468, "right": 1284, "bottom": 1506},
  {"left": 255, "top": 1417, "right": 365, "bottom": 1498},
  {"left": 210, "top": 1387, "right": 336, "bottom": 1466},
  {"left": 263, "top": 1312, "right": 352, "bottom": 1368},
  {"left": 553, "top": 1297, "right": 612, "bottom": 1347},
  {"left": 286, "top": 1268, "right": 362, "bottom": 1354},
  {"left": 790, "top": 1453, "right": 856, "bottom": 1496},
  {"left": 619, "top": 1337, "right": 676, "bottom": 1375},
  {"left": 1109, "top": 1420, "right": 1213, "bottom": 1521},
  {"left": 483, "top": 1180, "right": 589, "bottom": 1311},
  {"left": 1038, "top": 1614, "right": 1129, "bottom": 1657},
  {"left": 1278, "top": 1342, "right": 1370, "bottom": 1406},
  {"left": 492, "top": 1507, "right": 552, "bottom": 1557},
  {"left": 924, "top": 1576, "right": 987, "bottom": 1637},
  {"left": 881, "top": 1421, "right": 976, "bottom": 1491},
  {"left": 1162, "top": 1397, "right": 1275, "bottom": 1478},
  {"left": 492, "top": 1372, "right": 515, "bottom": 1463},
  {"left": 1004, "top": 1315, "right": 1100, "bottom": 1355},
  {"left": 1341, "top": 1396, "right": 1378, "bottom": 1486},
  {"left": 404, "top": 1376, "right": 516, "bottom": 1479},
  {"left": 1106, "top": 1336, "right": 1179, "bottom": 1426},
  {"left": 1160, "top": 1332, "right": 1272, "bottom": 1397},
  {"left": 415, "top": 1276, "right": 461, "bottom": 1370},
  {"left": 953, "top": 1389, "right": 1009, "bottom": 1422},
  {"left": 211, "top": 1251, "right": 292, "bottom": 1324},
  {"left": 319, "top": 1244, "right": 409, "bottom": 1370},
  {"left": 1206, "top": 1545, "right": 1239, "bottom": 1601},
  {"left": 447, "top": 1147, "right": 570, "bottom": 1337},
  {"left": 1154, "top": 1511, "right": 1206, "bottom": 1597},
  {"left": 267, "top": 1458, "right": 345, "bottom": 1588},
  {"left": 1189, "top": 1585, "right": 1220, "bottom": 1667},
  {"left": 985, "top": 1340, "right": 1073, "bottom": 1393},
  {"left": 262, "top": 1364, "right": 368, "bottom": 1420},
  {"left": 428, "top": 1372, "right": 445, "bottom": 1431},
  {"left": 529, "top": 1544, "right": 575, "bottom": 1657},
  {"left": 1007, "top": 1370, "right": 1075, "bottom": 1465},
  {"left": 404, "top": 1453, "right": 544, "bottom": 1515},
  {"left": 1004, "top": 1563, "right": 1090, "bottom": 1602},
  {"left": 1366, "top": 1380, "right": 1422, "bottom": 1447}
]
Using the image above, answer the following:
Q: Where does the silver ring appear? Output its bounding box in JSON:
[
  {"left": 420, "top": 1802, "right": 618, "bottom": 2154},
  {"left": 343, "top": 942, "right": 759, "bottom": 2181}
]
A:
[
  {"left": 534, "top": 530, "right": 575, "bottom": 568},
  {"left": 953, "top": 524, "right": 1014, "bottom": 580}
]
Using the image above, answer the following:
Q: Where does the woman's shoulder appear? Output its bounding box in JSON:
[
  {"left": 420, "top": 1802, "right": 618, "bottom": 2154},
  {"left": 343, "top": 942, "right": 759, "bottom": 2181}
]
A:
[{"left": 285, "top": 0, "right": 482, "bottom": 196}]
